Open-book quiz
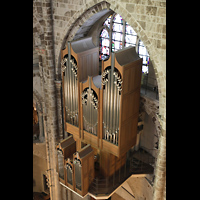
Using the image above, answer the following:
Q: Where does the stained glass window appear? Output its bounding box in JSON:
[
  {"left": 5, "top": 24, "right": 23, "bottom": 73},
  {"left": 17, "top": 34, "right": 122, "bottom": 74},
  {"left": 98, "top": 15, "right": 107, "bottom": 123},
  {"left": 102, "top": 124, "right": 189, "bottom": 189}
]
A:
[
  {"left": 99, "top": 13, "right": 150, "bottom": 74},
  {"left": 99, "top": 28, "right": 110, "bottom": 60}
]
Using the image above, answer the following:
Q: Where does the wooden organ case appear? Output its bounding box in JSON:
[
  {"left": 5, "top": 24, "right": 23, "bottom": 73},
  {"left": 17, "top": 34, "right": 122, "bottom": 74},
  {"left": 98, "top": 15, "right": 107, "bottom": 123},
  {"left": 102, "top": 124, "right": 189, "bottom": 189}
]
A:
[
  {"left": 80, "top": 75, "right": 101, "bottom": 149},
  {"left": 73, "top": 144, "right": 94, "bottom": 196},
  {"left": 60, "top": 41, "right": 142, "bottom": 196},
  {"left": 100, "top": 46, "right": 142, "bottom": 157},
  {"left": 56, "top": 135, "right": 76, "bottom": 184}
]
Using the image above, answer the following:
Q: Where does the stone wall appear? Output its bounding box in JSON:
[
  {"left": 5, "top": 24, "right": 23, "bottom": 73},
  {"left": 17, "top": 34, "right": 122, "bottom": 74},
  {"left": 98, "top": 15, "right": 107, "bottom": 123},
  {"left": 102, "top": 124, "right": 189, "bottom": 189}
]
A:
[{"left": 33, "top": 1, "right": 166, "bottom": 199}]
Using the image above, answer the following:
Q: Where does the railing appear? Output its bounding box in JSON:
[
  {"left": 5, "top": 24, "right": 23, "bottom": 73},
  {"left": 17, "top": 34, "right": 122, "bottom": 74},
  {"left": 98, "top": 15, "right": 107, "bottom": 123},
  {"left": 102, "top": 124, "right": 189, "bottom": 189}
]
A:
[
  {"left": 89, "top": 147, "right": 156, "bottom": 197},
  {"left": 141, "top": 74, "right": 159, "bottom": 100},
  {"left": 89, "top": 164, "right": 130, "bottom": 196}
]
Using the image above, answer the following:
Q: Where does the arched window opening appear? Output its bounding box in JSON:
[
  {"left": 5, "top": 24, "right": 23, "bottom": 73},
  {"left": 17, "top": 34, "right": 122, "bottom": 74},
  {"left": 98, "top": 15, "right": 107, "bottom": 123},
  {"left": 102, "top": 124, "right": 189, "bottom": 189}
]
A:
[{"left": 99, "top": 13, "right": 150, "bottom": 75}]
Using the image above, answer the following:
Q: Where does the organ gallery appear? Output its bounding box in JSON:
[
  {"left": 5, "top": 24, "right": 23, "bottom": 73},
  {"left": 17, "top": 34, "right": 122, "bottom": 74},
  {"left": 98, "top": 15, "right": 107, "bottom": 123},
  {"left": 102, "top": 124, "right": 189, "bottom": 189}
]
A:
[{"left": 57, "top": 37, "right": 143, "bottom": 197}]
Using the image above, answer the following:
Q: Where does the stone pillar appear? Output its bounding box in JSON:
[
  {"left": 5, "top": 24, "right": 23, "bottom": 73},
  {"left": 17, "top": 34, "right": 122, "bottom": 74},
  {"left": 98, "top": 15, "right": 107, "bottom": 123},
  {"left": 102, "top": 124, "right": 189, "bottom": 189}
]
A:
[
  {"left": 153, "top": 117, "right": 166, "bottom": 200},
  {"left": 41, "top": 1, "right": 60, "bottom": 200},
  {"left": 55, "top": 79, "right": 64, "bottom": 142}
]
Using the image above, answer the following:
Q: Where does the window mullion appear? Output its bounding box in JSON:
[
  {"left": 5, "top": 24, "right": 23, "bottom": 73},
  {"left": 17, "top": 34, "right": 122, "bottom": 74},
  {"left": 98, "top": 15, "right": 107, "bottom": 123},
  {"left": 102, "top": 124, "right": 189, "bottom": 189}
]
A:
[
  {"left": 122, "top": 19, "right": 125, "bottom": 47},
  {"left": 109, "top": 18, "right": 113, "bottom": 54}
]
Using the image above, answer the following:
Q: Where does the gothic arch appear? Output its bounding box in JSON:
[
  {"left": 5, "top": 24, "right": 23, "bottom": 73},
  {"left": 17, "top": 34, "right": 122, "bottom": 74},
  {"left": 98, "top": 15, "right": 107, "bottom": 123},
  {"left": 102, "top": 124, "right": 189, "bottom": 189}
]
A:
[{"left": 57, "top": 0, "right": 165, "bottom": 122}]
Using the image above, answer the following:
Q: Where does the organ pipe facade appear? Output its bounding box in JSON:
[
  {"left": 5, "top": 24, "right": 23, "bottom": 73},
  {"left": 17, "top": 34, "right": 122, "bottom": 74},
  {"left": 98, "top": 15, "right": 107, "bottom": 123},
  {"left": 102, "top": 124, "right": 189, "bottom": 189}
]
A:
[{"left": 59, "top": 37, "right": 142, "bottom": 197}]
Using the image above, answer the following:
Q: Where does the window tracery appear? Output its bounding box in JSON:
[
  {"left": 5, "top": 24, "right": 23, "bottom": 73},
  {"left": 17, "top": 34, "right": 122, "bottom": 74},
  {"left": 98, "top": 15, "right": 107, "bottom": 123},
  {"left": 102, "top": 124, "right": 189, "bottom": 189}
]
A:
[{"left": 99, "top": 13, "right": 150, "bottom": 74}]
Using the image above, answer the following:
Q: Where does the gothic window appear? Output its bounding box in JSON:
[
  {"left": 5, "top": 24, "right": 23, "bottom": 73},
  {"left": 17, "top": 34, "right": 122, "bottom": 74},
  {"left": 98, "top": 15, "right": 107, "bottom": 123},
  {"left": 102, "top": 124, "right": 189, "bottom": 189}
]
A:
[{"left": 99, "top": 13, "right": 150, "bottom": 74}]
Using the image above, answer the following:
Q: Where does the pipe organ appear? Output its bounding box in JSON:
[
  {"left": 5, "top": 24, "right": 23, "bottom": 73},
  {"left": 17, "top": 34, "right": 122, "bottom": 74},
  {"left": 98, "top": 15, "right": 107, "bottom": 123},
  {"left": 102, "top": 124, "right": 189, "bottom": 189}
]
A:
[{"left": 59, "top": 37, "right": 142, "bottom": 196}]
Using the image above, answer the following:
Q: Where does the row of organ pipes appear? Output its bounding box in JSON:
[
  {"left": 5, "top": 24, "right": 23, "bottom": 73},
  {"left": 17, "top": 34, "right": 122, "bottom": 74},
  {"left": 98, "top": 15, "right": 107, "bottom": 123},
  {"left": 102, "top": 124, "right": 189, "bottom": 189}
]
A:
[
  {"left": 62, "top": 43, "right": 79, "bottom": 126},
  {"left": 81, "top": 85, "right": 98, "bottom": 136},
  {"left": 102, "top": 61, "right": 122, "bottom": 145}
]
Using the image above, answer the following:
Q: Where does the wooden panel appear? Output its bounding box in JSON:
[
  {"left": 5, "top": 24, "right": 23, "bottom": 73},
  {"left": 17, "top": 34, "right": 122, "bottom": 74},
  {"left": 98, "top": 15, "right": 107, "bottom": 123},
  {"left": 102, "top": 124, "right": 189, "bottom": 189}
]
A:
[
  {"left": 78, "top": 47, "right": 99, "bottom": 82},
  {"left": 120, "top": 114, "right": 138, "bottom": 156},
  {"left": 83, "top": 131, "right": 98, "bottom": 148},
  {"left": 66, "top": 123, "right": 79, "bottom": 137},
  {"left": 121, "top": 88, "right": 140, "bottom": 122},
  {"left": 100, "top": 151, "right": 126, "bottom": 177},
  {"left": 123, "top": 60, "right": 142, "bottom": 94},
  {"left": 102, "top": 139, "right": 119, "bottom": 157}
]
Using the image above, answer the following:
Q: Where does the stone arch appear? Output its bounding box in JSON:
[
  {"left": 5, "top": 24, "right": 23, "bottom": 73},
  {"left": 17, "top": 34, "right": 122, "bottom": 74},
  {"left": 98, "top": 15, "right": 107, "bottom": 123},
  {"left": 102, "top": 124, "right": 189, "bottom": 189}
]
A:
[{"left": 57, "top": 0, "right": 165, "bottom": 121}]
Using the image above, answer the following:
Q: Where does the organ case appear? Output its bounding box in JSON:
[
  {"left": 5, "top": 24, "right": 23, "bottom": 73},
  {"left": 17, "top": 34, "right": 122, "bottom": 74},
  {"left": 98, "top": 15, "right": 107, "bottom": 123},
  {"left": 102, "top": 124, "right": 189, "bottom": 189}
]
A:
[
  {"left": 100, "top": 46, "right": 142, "bottom": 157},
  {"left": 61, "top": 37, "right": 99, "bottom": 141},
  {"left": 59, "top": 45, "right": 143, "bottom": 196},
  {"left": 56, "top": 135, "right": 76, "bottom": 184},
  {"left": 73, "top": 144, "right": 94, "bottom": 196},
  {"left": 80, "top": 76, "right": 101, "bottom": 148}
]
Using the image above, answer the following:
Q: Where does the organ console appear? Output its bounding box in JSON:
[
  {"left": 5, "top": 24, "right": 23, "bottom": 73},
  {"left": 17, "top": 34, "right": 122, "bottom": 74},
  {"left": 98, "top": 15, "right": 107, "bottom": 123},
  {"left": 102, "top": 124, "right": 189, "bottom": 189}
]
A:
[{"left": 59, "top": 37, "right": 142, "bottom": 196}]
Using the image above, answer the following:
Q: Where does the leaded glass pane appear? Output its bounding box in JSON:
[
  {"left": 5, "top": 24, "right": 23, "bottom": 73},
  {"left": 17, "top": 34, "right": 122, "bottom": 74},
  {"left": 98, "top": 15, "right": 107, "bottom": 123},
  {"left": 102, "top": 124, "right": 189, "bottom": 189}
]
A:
[
  {"left": 102, "top": 46, "right": 109, "bottom": 55},
  {"left": 113, "top": 23, "right": 123, "bottom": 32},
  {"left": 102, "top": 38, "right": 109, "bottom": 47},
  {"left": 125, "top": 34, "right": 137, "bottom": 45},
  {"left": 103, "top": 15, "right": 112, "bottom": 28},
  {"left": 112, "top": 40, "right": 122, "bottom": 51},
  {"left": 125, "top": 43, "right": 133, "bottom": 48},
  {"left": 125, "top": 24, "right": 137, "bottom": 35},
  {"left": 112, "top": 32, "right": 122, "bottom": 41},
  {"left": 100, "top": 29, "right": 109, "bottom": 38},
  {"left": 113, "top": 14, "right": 123, "bottom": 24},
  {"left": 100, "top": 28, "right": 110, "bottom": 60}
]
